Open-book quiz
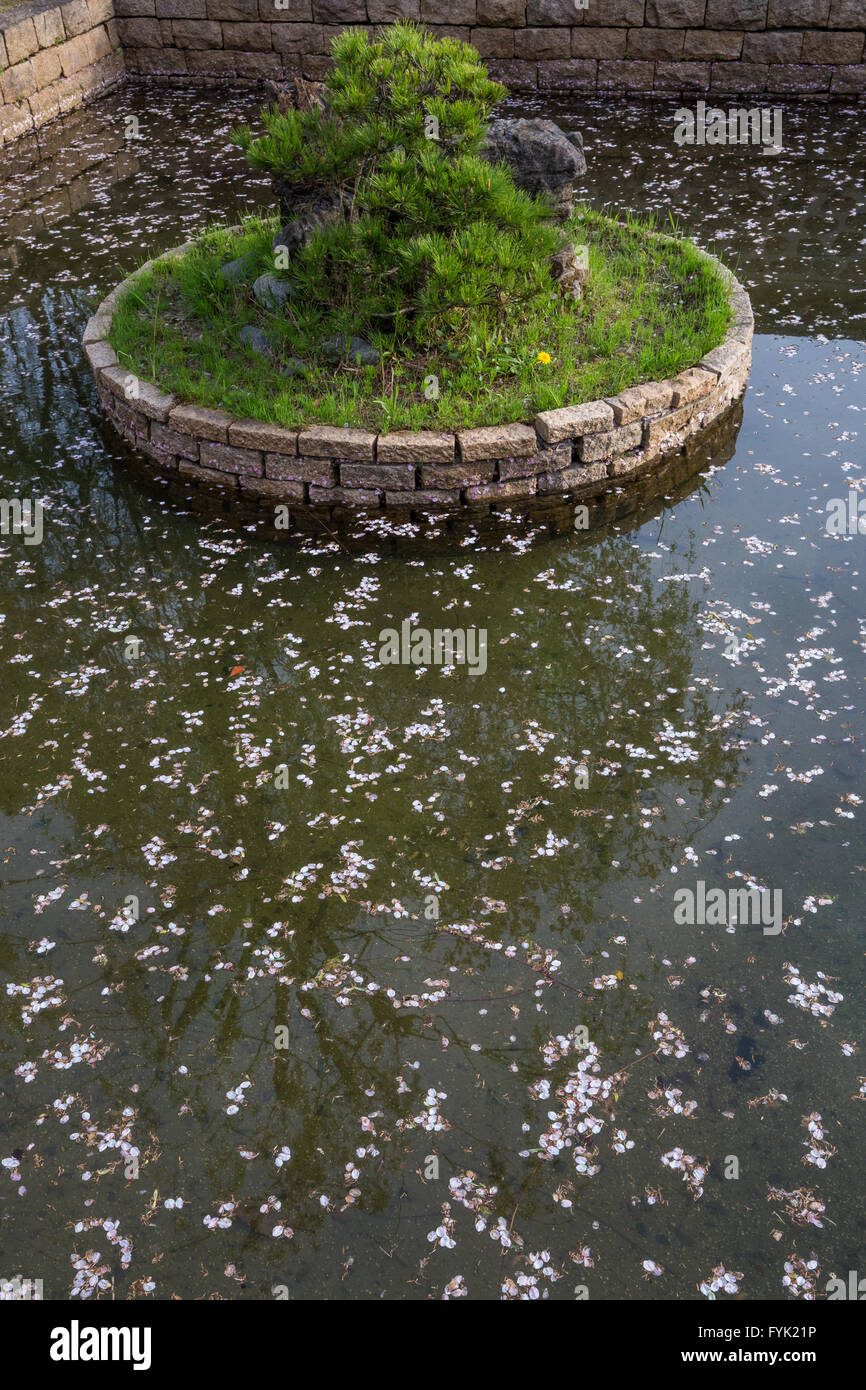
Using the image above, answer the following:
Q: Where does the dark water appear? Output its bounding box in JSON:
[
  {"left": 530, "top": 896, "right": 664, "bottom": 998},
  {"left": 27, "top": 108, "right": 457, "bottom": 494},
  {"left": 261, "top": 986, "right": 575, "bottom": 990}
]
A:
[{"left": 0, "top": 88, "right": 863, "bottom": 1301}]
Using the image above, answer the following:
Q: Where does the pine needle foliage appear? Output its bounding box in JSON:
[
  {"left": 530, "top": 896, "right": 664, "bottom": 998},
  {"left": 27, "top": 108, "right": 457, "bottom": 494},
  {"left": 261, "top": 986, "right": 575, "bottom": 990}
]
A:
[{"left": 232, "top": 22, "right": 567, "bottom": 358}]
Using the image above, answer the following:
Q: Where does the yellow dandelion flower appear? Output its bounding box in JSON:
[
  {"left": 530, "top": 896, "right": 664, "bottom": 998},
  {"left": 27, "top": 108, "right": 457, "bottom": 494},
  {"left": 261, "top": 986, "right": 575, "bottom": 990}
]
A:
[{"left": 536, "top": 351, "right": 552, "bottom": 364}]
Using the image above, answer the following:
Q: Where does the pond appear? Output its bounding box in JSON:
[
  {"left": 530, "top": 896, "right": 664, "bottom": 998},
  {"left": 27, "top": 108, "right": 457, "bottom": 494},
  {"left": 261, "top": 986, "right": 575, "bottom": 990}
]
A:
[{"left": 0, "top": 85, "right": 864, "bottom": 1302}]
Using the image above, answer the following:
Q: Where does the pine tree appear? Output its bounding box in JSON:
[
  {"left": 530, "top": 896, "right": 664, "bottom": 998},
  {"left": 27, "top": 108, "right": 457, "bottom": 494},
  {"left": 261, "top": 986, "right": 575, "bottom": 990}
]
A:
[{"left": 233, "top": 23, "right": 566, "bottom": 358}]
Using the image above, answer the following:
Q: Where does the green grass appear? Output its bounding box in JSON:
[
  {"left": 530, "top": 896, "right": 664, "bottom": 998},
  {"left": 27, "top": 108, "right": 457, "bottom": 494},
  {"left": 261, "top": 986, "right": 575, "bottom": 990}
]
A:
[{"left": 108, "top": 207, "right": 732, "bottom": 433}]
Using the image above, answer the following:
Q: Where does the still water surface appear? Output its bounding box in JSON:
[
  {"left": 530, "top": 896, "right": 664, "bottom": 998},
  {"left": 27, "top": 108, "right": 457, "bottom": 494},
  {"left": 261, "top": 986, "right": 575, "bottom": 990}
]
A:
[{"left": 0, "top": 88, "right": 863, "bottom": 1300}]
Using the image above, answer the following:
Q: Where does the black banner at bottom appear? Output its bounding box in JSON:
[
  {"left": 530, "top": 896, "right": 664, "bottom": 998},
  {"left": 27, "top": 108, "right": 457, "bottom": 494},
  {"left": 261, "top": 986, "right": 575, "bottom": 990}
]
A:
[{"left": 2, "top": 1293, "right": 858, "bottom": 1375}]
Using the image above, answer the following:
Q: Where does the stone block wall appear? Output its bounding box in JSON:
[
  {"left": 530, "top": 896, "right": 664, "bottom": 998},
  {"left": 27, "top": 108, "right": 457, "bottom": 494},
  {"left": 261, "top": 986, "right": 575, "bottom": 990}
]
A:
[
  {"left": 0, "top": 0, "right": 125, "bottom": 147},
  {"left": 2, "top": 0, "right": 863, "bottom": 151},
  {"left": 111, "top": 0, "right": 866, "bottom": 99}
]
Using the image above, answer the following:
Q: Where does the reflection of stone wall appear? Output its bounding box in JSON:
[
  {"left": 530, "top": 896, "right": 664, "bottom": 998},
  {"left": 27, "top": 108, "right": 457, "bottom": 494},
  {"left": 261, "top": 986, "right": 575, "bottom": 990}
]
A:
[
  {"left": 0, "top": 106, "right": 136, "bottom": 257},
  {"left": 0, "top": 0, "right": 125, "bottom": 146},
  {"left": 84, "top": 236, "right": 752, "bottom": 541},
  {"left": 114, "top": 1, "right": 865, "bottom": 98}
]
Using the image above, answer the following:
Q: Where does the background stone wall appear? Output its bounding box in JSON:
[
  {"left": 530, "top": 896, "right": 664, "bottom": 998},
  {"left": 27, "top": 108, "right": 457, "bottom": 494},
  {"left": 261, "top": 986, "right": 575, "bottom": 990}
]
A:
[
  {"left": 0, "top": 0, "right": 124, "bottom": 147},
  {"left": 2, "top": 1, "right": 864, "bottom": 151},
  {"left": 113, "top": 0, "right": 866, "bottom": 99}
]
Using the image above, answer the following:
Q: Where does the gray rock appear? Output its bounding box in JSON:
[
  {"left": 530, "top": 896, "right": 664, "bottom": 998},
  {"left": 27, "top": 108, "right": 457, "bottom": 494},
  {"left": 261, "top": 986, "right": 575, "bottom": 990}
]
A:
[
  {"left": 282, "top": 357, "right": 309, "bottom": 378},
  {"left": 238, "top": 326, "right": 307, "bottom": 376},
  {"left": 320, "top": 334, "right": 380, "bottom": 366},
  {"left": 481, "top": 117, "right": 587, "bottom": 219},
  {"left": 252, "top": 273, "right": 298, "bottom": 311},
  {"left": 238, "top": 324, "right": 274, "bottom": 356},
  {"left": 220, "top": 255, "right": 257, "bottom": 286}
]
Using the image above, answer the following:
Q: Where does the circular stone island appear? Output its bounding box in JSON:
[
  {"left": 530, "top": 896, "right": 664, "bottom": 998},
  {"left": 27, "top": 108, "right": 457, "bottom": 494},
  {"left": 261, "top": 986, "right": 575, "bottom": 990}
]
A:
[
  {"left": 83, "top": 26, "right": 753, "bottom": 548},
  {"left": 84, "top": 235, "right": 752, "bottom": 548}
]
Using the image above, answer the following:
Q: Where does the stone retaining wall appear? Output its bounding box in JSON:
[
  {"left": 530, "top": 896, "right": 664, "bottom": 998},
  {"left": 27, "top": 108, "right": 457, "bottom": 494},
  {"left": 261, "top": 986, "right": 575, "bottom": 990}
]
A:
[
  {"left": 83, "top": 236, "right": 752, "bottom": 539},
  {"left": 112, "top": 0, "right": 866, "bottom": 100},
  {"left": 0, "top": 0, "right": 125, "bottom": 147},
  {"left": 2, "top": 0, "right": 863, "bottom": 152}
]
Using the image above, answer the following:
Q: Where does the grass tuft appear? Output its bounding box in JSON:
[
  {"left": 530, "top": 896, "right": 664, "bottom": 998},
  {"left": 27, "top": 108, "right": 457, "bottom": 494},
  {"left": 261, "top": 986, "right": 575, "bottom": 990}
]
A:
[{"left": 108, "top": 207, "right": 731, "bottom": 433}]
